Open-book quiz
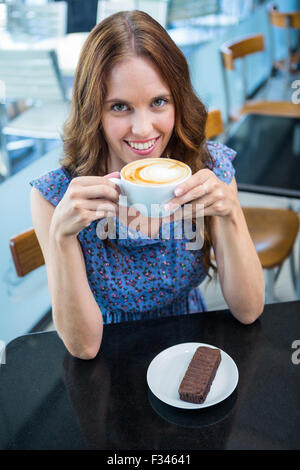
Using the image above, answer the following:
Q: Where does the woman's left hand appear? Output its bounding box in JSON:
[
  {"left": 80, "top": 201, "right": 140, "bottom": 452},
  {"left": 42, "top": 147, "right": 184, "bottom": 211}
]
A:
[{"left": 163, "top": 169, "right": 237, "bottom": 220}]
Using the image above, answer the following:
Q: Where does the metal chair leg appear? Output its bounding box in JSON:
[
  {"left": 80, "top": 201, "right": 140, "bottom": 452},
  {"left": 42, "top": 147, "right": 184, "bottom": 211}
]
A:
[
  {"left": 294, "top": 240, "right": 300, "bottom": 299},
  {"left": 265, "top": 268, "right": 276, "bottom": 303},
  {"left": 0, "top": 104, "right": 12, "bottom": 177},
  {"left": 288, "top": 245, "right": 298, "bottom": 294},
  {"left": 0, "top": 132, "right": 11, "bottom": 177}
]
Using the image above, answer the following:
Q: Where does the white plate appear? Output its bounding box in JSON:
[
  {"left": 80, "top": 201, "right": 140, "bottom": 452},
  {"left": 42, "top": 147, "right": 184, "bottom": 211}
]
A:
[{"left": 146, "top": 342, "right": 239, "bottom": 409}]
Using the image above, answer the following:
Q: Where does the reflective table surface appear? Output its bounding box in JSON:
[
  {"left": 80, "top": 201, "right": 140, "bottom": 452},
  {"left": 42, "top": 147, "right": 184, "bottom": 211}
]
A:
[{"left": 0, "top": 300, "right": 300, "bottom": 450}]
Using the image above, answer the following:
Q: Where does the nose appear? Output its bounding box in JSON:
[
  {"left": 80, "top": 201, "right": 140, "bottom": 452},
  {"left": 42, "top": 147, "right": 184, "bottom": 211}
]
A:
[{"left": 131, "top": 110, "right": 153, "bottom": 138}]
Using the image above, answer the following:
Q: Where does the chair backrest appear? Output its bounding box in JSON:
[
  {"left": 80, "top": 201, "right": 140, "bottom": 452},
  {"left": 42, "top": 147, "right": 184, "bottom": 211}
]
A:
[
  {"left": 220, "top": 33, "right": 265, "bottom": 120},
  {"left": 220, "top": 33, "right": 265, "bottom": 71},
  {"left": 205, "top": 109, "right": 224, "bottom": 139},
  {"left": 7, "top": 1, "right": 67, "bottom": 39},
  {"left": 268, "top": 4, "right": 300, "bottom": 75},
  {"left": 9, "top": 228, "right": 45, "bottom": 277},
  {"left": 268, "top": 4, "right": 300, "bottom": 29},
  {"left": 0, "top": 49, "right": 66, "bottom": 102}
]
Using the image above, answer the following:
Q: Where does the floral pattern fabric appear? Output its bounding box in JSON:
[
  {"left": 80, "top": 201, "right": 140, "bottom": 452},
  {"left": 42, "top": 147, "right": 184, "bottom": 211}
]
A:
[{"left": 29, "top": 141, "right": 236, "bottom": 323}]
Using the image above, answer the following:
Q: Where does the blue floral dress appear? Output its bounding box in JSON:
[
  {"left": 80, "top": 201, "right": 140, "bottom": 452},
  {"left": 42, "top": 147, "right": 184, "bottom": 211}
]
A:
[{"left": 30, "top": 141, "right": 236, "bottom": 324}]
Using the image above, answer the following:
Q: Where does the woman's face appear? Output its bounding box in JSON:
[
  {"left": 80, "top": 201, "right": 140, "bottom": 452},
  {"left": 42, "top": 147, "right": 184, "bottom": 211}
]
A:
[{"left": 101, "top": 56, "right": 175, "bottom": 173}]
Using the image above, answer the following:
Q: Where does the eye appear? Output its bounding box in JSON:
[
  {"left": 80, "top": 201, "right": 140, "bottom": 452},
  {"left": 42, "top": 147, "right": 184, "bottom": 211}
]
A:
[
  {"left": 152, "top": 98, "right": 168, "bottom": 108},
  {"left": 111, "top": 103, "right": 129, "bottom": 112}
]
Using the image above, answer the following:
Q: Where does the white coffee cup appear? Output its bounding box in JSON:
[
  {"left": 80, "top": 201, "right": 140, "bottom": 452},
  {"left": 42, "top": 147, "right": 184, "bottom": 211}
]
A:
[{"left": 109, "top": 158, "right": 191, "bottom": 218}]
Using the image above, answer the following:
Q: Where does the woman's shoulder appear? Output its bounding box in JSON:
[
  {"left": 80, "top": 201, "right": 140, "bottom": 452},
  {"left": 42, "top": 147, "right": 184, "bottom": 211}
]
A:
[
  {"left": 206, "top": 140, "right": 236, "bottom": 185},
  {"left": 29, "top": 166, "right": 73, "bottom": 207}
]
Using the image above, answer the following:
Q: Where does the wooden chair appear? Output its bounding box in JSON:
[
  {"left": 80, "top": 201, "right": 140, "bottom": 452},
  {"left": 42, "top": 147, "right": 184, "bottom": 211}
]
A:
[
  {"left": 9, "top": 228, "right": 54, "bottom": 333},
  {"left": 205, "top": 109, "right": 300, "bottom": 302},
  {"left": 9, "top": 228, "right": 45, "bottom": 277},
  {"left": 220, "top": 33, "right": 300, "bottom": 121},
  {"left": 268, "top": 3, "right": 300, "bottom": 74}
]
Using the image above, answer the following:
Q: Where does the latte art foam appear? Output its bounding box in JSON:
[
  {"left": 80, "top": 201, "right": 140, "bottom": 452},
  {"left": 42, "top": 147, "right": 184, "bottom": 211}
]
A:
[{"left": 122, "top": 158, "right": 190, "bottom": 185}]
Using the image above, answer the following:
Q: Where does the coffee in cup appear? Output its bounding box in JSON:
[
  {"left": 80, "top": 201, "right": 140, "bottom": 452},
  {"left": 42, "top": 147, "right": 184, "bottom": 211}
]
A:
[
  {"left": 121, "top": 158, "right": 190, "bottom": 185},
  {"left": 109, "top": 157, "right": 191, "bottom": 218}
]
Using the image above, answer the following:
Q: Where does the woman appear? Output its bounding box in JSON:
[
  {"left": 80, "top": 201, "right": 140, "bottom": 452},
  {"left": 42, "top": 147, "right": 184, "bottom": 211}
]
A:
[{"left": 30, "top": 11, "right": 264, "bottom": 359}]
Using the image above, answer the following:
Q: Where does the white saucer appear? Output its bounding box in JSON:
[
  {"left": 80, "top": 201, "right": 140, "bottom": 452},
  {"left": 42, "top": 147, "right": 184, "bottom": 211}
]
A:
[{"left": 146, "top": 342, "right": 239, "bottom": 409}]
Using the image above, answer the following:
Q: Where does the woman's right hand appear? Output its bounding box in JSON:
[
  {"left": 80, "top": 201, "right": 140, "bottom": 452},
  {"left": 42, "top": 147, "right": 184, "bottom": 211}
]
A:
[{"left": 50, "top": 172, "right": 121, "bottom": 239}]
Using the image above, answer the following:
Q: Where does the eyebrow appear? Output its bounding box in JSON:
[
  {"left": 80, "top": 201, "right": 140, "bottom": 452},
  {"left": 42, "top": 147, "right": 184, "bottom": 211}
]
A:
[{"left": 104, "top": 94, "right": 172, "bottom": 105}]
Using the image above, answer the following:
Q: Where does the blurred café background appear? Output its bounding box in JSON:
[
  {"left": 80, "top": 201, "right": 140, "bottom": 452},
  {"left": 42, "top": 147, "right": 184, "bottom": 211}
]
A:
[{"left": 1, "top": 0, "right": 300, "bottom": 347}]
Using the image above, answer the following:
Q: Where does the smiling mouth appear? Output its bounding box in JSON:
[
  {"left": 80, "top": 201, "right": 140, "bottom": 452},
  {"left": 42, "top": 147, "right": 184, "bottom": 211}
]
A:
[{"left": 125, "top": 137, "right": 160, "bottom": 152}]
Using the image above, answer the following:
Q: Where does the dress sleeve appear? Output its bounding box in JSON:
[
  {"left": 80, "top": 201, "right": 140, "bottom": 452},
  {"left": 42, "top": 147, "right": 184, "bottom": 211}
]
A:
[
  {"left": 29, "top": 167, "right": 71, "bottom": 207},
  {"left": 206, "top": 140, "right": 236, "bottom": 185}
]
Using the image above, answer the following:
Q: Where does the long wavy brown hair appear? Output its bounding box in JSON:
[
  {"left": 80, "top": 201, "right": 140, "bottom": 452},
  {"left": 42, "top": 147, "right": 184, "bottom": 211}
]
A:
[{"left": 60, "top": 10, "right": 216, "bottom": 277}]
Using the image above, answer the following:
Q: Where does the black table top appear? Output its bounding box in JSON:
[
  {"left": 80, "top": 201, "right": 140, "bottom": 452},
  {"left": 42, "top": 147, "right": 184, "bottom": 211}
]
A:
[
  {"left": 0, "top": 300, "right": 300, "bottom": 451},
  {"left": 225, "top": 114, "right": 300, "bottom": 198}
]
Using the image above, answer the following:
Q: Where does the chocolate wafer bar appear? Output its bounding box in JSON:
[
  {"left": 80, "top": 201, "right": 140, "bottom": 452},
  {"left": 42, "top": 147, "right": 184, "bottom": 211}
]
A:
[{"left": 178, "top": 346, "right": 221, "bottom": 404}]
